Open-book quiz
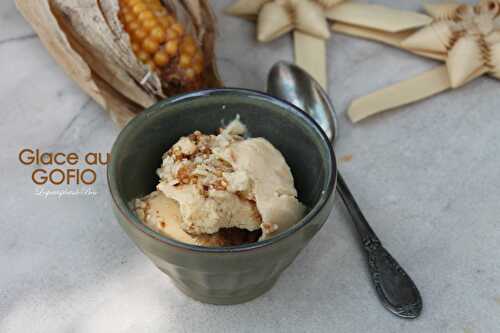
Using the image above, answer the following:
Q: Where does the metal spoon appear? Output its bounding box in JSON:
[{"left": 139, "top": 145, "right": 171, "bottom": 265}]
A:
[{"left": 268, "top": 61, "right": 423, "bottom": 319}]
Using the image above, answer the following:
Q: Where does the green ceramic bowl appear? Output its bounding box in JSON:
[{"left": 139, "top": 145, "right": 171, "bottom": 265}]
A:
[{"left": 108, "top": 88, "right": 336, "bottom": 304}]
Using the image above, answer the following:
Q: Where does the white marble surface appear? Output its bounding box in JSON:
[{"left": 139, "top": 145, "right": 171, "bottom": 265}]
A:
[{"left": 1, "top": 0, "right": 499, "bottom": 332}]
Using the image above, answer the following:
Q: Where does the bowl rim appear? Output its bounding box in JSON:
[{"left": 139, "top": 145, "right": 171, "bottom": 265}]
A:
[{"left": 107, "top": 88, "right": 337, "bottom": 253}]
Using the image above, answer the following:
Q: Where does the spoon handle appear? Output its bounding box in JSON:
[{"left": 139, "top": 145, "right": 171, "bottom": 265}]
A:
[{"left": 336, "top": 172, "right": 423, "bottom": 319}]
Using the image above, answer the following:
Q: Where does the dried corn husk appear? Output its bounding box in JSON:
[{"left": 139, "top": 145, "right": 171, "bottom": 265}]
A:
[{"left": 16, "top": 0, "right": 222, "bottom": 127}]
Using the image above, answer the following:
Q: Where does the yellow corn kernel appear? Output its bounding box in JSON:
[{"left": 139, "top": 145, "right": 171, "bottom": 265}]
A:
[
  {"left": 143, "top": 38, "right": 160, "bottom": 54},
  {"left": 154, "top": 8, "right": 168, "bottom": 17},
  {"left": 126, "top": 0, "right": 141, "bottom": 6},
  {"left": 165, "top": 40, "right": 178, "bottom": 56},
  {"left": 171, "top": 23, "right": 184, "bottom": 36},
  {"left": 121, "top": 6, "right": 131, "bottom": 16},
  {"left": 181, "top": 38, "right": 197, "bottom": 56},
  {"left": 165, "top": 28, "right": 179, "bottom": 41},
  {"left": 150, "top": 27, "right": 166, "bottom": 43},
  {"left": 154, "top": 51, "right": 170, "bottom": 67},
  {"left": 142, "top": 18, "right": 158, "bottom": 31},
  {"left": 126, "top": 21, "right": 140, "bottom": 33},
  {"left": 132, "top": 3, "right": 147, "bottom": 15},
  {"left": 132, "top": 28, "right": 148, "bottom": 42},
  {"left": 158, "top": 16, "right": 170, "bottom": 28},
  {"left": 179, "top": 54, "right": 191, "bottom": 68},
  {"left": 123, "top": 13, "right": 135, "bottom": 24},
  {"left": 138, "top": 10, "right": 154, "bottom": 22},
  {"left": 131, "top": 42, "right": 140, "bottom": 53},
  {"left": 137, "top": 50, "right": 150, "bottom": 62}
]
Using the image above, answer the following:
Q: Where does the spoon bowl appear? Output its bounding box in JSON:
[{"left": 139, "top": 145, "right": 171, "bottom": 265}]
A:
[{"left": 268, "top": 61, "right": 338, "bottom": 142}]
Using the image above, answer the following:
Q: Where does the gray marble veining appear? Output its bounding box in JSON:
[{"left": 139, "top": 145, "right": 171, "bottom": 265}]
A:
[{"left": 1, "top": 0, "right": 499, "bottom": 332}]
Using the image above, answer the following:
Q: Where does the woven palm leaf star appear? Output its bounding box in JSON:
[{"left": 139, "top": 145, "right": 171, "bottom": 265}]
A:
[
  {"left": 227, "top": 0, "right": 433, "bottom": 89},
  {"left": 226, "top": 0, "right": 344, "bottom": 42},
  {"left": 402, "top": 0, "right": 500, "bottom": 87},
  {"left": 226, "top": 0, "right": 346, "bottom": 87},
  {"left": 338, "top": 0, "right": 500, "bottom": 123}
]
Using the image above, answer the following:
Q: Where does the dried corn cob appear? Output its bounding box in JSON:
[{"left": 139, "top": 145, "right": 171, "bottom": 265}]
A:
[
  {"left": 16, "top": 0, "right": 221, "bottom": 127},
  {"left": 118, "top": 0, "right": 205, "bottom": 93}
]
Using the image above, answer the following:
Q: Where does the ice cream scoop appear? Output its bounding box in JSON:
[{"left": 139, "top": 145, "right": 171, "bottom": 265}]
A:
[{"left": 156, "top": 117, "right": 305, "bottom": 240}]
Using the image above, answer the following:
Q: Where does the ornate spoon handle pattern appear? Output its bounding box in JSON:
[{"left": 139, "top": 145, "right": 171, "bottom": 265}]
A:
[{"left": 336, "top": 172, "right": 423, "bottom": 319}]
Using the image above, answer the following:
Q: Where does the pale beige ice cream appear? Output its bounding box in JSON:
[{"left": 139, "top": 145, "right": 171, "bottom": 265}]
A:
[
  {"left": 133, "top": 191, "right": 200, "bottom": 245},
  {"left": 133, "top": 118, "right": 305, "bottom": 245},
  {"left": 132, "top": 191, "right": 261, "bottom": 247},
  {"left": 219, "top": 136, "right": 306, "bottom": 239}
]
